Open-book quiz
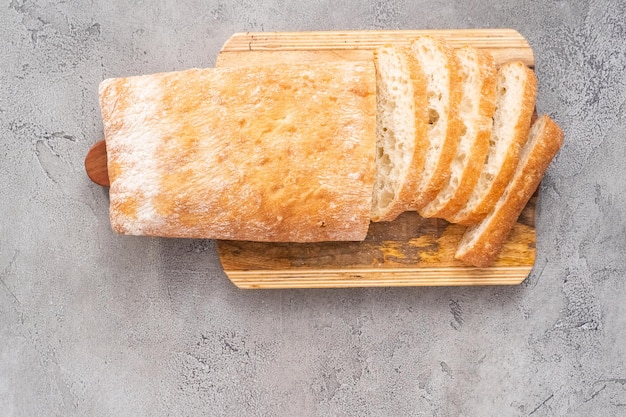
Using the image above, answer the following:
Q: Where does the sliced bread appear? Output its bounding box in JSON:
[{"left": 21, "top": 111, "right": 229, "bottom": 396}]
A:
[
  {"left": 371, "top": 45, "right": 428, "bottom": 222},
  {"left": 409, "top": 36, "right": 464, "bottom": 210},
  {"left": 446, "top": 61, "right": 537, "bottom": 225},
  {"left": 418, "top": 46, "right": 497, "bottom": 219},
  {"left": 455, "top": 115, "right": 564, "bottom": 267}
]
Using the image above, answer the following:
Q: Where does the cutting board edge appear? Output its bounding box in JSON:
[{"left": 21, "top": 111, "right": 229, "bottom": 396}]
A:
[
  {"left": 222, "top": 265, "right": 534, "bottom": 289},
  {"left": 218, "top": 28, "right": 535, "bottom": 67},
  {"left": 220, "top": 28, "right": 533, "bottom": 49}
]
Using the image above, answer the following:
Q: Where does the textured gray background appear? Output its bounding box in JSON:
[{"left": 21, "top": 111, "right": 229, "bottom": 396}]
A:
[{"left": 1, "top": 0, "right": 625, "bottom": 415}]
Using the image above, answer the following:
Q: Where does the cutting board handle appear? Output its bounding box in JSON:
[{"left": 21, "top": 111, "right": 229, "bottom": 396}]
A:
[{"left": 85, "top": 140, "right": 109, "bottom": 187}]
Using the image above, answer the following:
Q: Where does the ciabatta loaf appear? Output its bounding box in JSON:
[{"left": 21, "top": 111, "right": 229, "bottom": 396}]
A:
[
  {"left": 455, "top": 115, "right": 564, "bottom": 267},
  {"left": 409, "top": 36, "right": 463, "bottom": 209},
  {"left": 100, "top": 62, "right": 376, "bottom": 242},
  {"left": 371, "top": 45, "right": 428, "bottom": 222},
  {"left": 446, "top": 61, "right": 537, "bottom": 225},
  {"left": 419, "top": 46, "right": 497, "bottom": 219}
]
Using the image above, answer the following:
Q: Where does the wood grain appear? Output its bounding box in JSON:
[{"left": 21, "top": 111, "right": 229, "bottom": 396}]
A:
[
  {"left": 216, "top": 29, "right": 537, "bottom": 288},
  {"left": 218, "top": 201, "right": 536, "bottom": 288},
  {"left": 217, "top": 29, "right": 534, "bottom": 68}
]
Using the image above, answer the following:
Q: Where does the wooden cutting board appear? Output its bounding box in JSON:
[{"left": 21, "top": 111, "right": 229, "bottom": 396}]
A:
[{"left": 214, "top": 29, "right": 537, "bottom": 289}]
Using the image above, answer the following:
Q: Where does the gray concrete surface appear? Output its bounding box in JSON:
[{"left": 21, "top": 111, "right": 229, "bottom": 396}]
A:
[{"left": 1, "top": 0, "right": 625, "bottom": 415}]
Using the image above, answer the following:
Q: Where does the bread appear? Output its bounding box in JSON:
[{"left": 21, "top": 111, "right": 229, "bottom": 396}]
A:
[
  {"left": 446, "top": 61, "right": 537, "bottom": 225},
  {"left": 99, "top": 62, "right": 377, "bottom": 242},
  {"left": 370, "top": 45, "right": 428, "bottom": 222},
  {"left": 418, "top": 46, "right": 497, "bottom": 219},
  {"left": 409, "top": 36, "right": 463, "bottom": 209},
  {"left": 455, "top": 115, "right": 564, "bottom": 267}
]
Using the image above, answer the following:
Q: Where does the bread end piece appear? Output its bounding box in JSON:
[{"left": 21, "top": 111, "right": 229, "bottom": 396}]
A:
[{"left": 455, "top": 115, "right": 564, "bottom": 267}]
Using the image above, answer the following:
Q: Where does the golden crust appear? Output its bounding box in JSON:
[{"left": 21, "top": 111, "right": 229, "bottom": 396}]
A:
[
  {"left": 100, "top": 63, "right": 377, "bottom": 242},
  {"left": 372, "top": 46, "right": 429, "bottom": 222},
  {"left": 447, "top": 62, "right": 537, "bottom": 226},
  {"left": 455, "top": 115, "right": 564, "bottom": 267},
  {"left": 421, "top": 47, "right": 498, "bottom": 219},
  {"left": 412, "top": 37, "right": 464, "bottom": 210}
]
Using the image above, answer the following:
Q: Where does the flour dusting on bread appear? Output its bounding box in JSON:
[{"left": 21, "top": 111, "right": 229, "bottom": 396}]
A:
[
  {"left": 100, "top": 63, "right": 376, "bottom": 242},
  {"left": 100, "top": 75, "right": 167, "bottom": 235}
]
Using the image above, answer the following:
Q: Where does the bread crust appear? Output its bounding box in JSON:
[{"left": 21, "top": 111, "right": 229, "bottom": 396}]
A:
[
  {"left": 447, "top": 62, "right": 537, "bottom": 225},
  {"left": 100, "top": 63, "right": 376, "bottom": 242},
  {"left": 455, "top": 115, "right": 564, "bottom": 267},
  {"left": 411, "top": 36, "right": 464, "bottom": 210},
  {"left": 371, "top": 46, "right": 428, "bottom": 222},
  {"left": 419, "top": 47, "right": 497, "bottom": 219}
]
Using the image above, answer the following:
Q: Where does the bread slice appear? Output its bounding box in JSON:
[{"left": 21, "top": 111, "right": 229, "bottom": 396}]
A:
[
  {"left": 446, "top": 61, "right": 537, "bottom": 225},
  {"left": 409, "top": 36, "right": 463, "bottom": 210},
  {"left": 455, "top": 115, "right": 564, "bottom": 267},
  {"left": 371, "top": 45, "right": 428, "bottom": 222},
  {"left": 100, "top": 62, "right": 377, "bottom": 242},
  {"left": 418, "top": 46, "right": 497, "bottom": 219}
]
